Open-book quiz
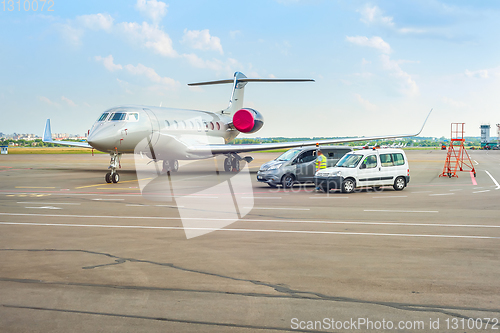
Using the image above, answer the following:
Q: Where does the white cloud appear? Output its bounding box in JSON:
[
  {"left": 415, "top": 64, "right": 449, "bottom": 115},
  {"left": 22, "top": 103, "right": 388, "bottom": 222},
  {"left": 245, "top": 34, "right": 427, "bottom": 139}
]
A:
[
  {"left": 181, "top": 29, "right": 224, "bottom": 55},
  {"left": 57, "top": 23, "right": 84, "bottom": 46},
  {"left": 61, "top": 96, "right": 76, "bottom": 107},
  {"left": 119, "top": 21, "right": 177, "bottom": 57},
  {"left": 442, "top": 96, "right": 467, "bottom": 108},
  {"left": 135, "top": 0, "right": 168, "bottom": 23},
  {"left": 359, "top": 5, "right": 394, "bottom": 27},
  {"left": 124, "top": 63, "right": 178, "bottom": 88},
  {"left": 380, "top": 54, "right": 419, "bottom": 96},
  {"left": 95, "top": 55, "right": 123, "bottom": 72},
  {"left": 38, "top": 96, "right": 59, "bottom": 107},
  {"left": 358, "top": 5, "right": 426, "bottom": 35},
  {"left": 76, "top": 13, "right": 114, "bottom": 31},
  {"left": 346, "top": 36, "right": 392, "bottom": 54},
  {"left": 182, "top": 53, "right": 239, "bottom": 76},
  {"left": 354, "top": 93, "right": 378, "bottom": 111},
  {"left": 465, "top": 69, "right": 489, "bottom": 79}
]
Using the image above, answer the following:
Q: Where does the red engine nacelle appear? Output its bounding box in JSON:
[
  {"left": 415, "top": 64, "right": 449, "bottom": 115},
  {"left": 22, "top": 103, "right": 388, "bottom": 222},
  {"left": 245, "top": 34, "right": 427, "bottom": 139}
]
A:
[{"left": 232, "top": 108, "right": 264, "bottom": 133}]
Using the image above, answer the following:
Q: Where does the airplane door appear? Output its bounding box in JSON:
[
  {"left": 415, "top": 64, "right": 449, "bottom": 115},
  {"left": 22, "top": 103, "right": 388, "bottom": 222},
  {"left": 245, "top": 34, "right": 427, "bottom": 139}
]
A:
[{"left": 143, "top": 108, "right": 160, "bottom": 146}]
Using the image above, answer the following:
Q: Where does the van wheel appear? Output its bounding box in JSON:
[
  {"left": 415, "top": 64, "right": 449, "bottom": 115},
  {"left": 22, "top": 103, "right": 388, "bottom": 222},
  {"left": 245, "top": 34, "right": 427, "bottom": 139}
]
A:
[
  {"left": 341, "top": 178, "right": 355, "bottom": 193},
  {"left": 393, "top": 176, "right": 406, "bottom": 191},
  {"left": 281, "top": 174, "right": 295, "bottom": 188}
]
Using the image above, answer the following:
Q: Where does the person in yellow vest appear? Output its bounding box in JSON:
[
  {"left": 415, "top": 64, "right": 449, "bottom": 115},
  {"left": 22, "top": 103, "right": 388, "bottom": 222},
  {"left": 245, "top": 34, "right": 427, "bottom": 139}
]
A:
[{"left": 315, "top": 150, "right": 327, "bottom": 191}]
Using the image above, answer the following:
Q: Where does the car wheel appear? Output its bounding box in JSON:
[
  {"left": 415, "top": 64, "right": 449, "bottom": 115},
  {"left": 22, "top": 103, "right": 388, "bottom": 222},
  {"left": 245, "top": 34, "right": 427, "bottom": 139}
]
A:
[
  {"left": 341, "top": 178, "right": 355, "bottom": 193},
  {"left": 393, "top": 176, "right": 406, "bottom": 191},
  {"left": 281, "top": 174, "right": 295, "bottom": 188}
]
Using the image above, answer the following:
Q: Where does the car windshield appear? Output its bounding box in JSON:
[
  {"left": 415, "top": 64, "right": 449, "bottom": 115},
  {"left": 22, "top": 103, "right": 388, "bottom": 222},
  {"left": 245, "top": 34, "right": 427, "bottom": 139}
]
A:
[
  {"left": 276, "top": 149, "right": 300, "bottom": 161},
  {"left": 336, "top": 154, "right": 363, "bottom": 168}
]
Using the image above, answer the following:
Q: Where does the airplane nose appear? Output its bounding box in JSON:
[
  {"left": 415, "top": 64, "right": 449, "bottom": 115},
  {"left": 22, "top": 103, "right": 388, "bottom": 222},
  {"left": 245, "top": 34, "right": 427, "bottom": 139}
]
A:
[{"left": 88, "top": 128, "right": 113, "bottom": 150}]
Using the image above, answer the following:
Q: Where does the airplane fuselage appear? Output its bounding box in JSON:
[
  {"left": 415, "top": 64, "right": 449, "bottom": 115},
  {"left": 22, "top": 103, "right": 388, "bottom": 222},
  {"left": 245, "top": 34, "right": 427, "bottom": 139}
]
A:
[{"left": 87, "top": 105, "right": 240, "bottom": 159}]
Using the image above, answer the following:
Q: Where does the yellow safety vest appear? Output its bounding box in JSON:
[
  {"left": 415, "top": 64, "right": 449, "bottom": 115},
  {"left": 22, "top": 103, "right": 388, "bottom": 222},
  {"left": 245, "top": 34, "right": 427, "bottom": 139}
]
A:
[{"left": 316, "top": 154, "right": 327, "bottom": 169}]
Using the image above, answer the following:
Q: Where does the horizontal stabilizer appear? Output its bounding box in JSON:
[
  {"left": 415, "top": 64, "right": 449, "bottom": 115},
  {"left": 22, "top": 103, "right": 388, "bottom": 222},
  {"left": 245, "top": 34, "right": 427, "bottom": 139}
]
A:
[
  {"left": 188, "top": 77, "right": 314, "bottom": 86},
  {"left": 42, "top": 119, "right": 92, "bottom": 149}
]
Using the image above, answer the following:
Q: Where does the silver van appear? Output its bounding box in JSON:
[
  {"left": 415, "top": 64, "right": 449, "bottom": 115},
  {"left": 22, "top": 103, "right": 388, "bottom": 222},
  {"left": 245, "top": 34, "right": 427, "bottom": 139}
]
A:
[{"left": 257, "top": 146, "right": 353, "bottom": 188}]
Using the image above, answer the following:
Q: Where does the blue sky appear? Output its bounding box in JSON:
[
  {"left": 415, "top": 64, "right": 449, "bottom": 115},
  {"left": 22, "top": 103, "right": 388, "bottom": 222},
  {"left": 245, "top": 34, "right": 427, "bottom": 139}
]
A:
[{"left": 1, "top": 0, "right": 500, "bottom": 138}]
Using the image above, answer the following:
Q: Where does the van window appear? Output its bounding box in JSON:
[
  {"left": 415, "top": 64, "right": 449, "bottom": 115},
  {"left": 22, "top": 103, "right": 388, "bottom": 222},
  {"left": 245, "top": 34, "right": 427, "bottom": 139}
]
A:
[
  {"left": 276, "top": 149, "right": 300, "bottom": 161},
  {"left": 380, "top": 153, "right": 405, "bottom": 167},
  {"left": 296, "top": 150, "right": 316, "bottom": 163},
  {"left": 361, "top": 155, "right": 377, "bottom": 169},
  {"left": 336, "top": 154, "right": 363, "bottom": 168}
]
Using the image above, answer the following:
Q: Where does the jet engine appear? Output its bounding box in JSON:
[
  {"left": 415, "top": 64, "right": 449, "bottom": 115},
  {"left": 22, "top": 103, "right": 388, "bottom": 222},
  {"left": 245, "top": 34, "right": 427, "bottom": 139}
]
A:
[{"left": 232, "top": 108, "right": 264, "bottom": 133}]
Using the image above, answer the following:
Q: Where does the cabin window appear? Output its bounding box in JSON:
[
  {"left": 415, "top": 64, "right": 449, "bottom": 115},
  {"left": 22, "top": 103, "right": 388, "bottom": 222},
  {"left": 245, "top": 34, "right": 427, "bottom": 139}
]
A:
[
  {"left": 165, "top": 120, "right": 170, "bottom": 128},
  {"left": 209, "top": 122, "right": 214, "bottom": 130},
  {"left": 98, "top": 113, "right": 109, "bottom": 122},
  {"left": 188, "top": 121, "right": 194, "bottom": 129},
  {"left": 110, "top": 112, "right": 127, "bottom": 121},
  {"left": 126, "top": 113, "right": 139, "bottom": 121},
  {"left": 172, "top": 120, "right": 178, "bottom": 129},
  {"left": 216, "top": 122, "right": 221, "bottom": 130}
]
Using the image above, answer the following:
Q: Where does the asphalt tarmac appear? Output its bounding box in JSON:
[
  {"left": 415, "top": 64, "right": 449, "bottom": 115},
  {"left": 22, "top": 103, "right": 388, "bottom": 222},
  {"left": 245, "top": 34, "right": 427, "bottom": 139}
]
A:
[{"left": 1, "top": 150, "right": 499, "bottom": 332}]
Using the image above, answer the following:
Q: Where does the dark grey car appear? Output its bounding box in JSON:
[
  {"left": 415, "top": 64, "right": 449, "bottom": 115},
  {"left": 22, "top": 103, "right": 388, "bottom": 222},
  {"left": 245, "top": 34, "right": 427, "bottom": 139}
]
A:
[{"left": 257, "top": 146, "right": 353, "bottom": 187}]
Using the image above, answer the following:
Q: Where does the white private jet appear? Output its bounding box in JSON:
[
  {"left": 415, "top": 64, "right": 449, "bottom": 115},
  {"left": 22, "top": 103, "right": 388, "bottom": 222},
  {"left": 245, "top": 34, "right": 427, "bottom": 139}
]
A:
[{"left": 43, "top": 72, "right": 432, "bottom": 183}]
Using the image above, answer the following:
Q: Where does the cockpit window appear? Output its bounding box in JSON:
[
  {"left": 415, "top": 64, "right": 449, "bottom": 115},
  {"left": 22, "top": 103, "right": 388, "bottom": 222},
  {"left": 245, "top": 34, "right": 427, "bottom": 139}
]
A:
[
  {"left": 126, "top": 113, "right": 139, "bottom": 121},
  {"left": 110, "top": 112, "right": 127, "bottom": 121},
  {"left": 98, "top": 113, "right": 109, "bottom": 121}
]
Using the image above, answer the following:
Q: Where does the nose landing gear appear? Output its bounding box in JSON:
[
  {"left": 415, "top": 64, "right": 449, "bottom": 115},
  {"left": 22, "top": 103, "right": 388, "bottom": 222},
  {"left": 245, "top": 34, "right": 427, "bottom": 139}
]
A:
[{"left": 105, "top": 152, "right": 122, "bottom": 183}]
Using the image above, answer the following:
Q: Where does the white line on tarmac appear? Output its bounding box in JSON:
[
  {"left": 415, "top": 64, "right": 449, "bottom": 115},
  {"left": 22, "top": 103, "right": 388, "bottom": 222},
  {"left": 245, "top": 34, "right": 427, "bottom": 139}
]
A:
[
  {"left": 244, "top": 207, "right": 310, "bottom": 211},
  {"left": 364, "top": 210, "right": 438, "bottom": 213},
  {"left": 473, "top": 160, "right": 479, "bottom": 165},
  {"left": 429, "top": 193, "right": 454, "bottom": 196},
  {"left": 92, "top": 198, "right": 125, "bottom": 201},
  {"left": 0, "top": 221, "right": 498, "bottom": 239},
  {"left": 126, "top": 204, "right": 149, "bottom": 207},
  {"left": 25, "top": 206, "right": 62, "bottom": 210},
  {"left": 449, "top": 189, "right": 463, "bottom": 192},
  {"left": 17, "top": 202, "right": 80, "bottom": 205},
  {"left": 309, "top": 196, "right": 349, "bottom": 199},
  {"left": 2, "top": 213, "right": 499, "bottom": 229},
  {"left": 485, "top": 170, "right": 500, "bottom": 189},
  {"left": 473, "top": 190, "right": 491, "bottom": 194},
  {"left": 372, "top": 196, "right": 407, "bottom": 198}
]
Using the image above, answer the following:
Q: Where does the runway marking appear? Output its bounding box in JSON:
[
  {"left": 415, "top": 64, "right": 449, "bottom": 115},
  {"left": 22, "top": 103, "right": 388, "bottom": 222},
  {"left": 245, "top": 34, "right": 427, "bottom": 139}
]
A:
[
  {"left": 473, "top": 190, "right": 491, "bottom": 194},
  {"left": 309, "top": 196, "right": 349, "bottom": 199},
  {"left": 96, "top": 188, "right": 141, "bottom": 190},
  {"left": 364, "top": 210, "right": 438, "bottom": 213},
  {"left": 25, "top": 206, "right": 62, "bottom": 210},
  {"left": 1, "top": 221, "right": 498, "bottom": 239},
  {"left": 485, "top": 170, "right": 500, "bottom": 189},
  {"left": 15, "top": 187, "right": 55, "bottom": 189},
  {"left": 429, "top": 193, "right": 454, "bottom": 196},
  {"left": 470, "top": 171, "right": 477, "bottom": 185},
  {"left": 372, "top": 196, "right": 407, "bottom": 198},
  {"left": 244, "top": 207, "right": 310, "bottom": 211},
  {"left": 17, "top": 202, "right": 80, "bottom": 205},
  {"left": 91, "top": 198, "right": 125, "bottom": 201},
  {"left": 2, "top": 213, "right": 499, "bottom": 229},
  {"left": 75, "top": 178, "right": 150, "bottom": 189},
  {"left": 473, "top": 160, "right": 479, "bottom": 165}
]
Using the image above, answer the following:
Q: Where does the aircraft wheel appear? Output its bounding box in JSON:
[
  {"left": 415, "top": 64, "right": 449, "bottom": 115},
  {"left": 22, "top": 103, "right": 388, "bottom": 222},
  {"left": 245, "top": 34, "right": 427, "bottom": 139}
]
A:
[
  {"left": 223, "top": 158, "right": 231, "bottom": 172},
  {"left": 393, "top": 176, "right": 406, "bottom": 191},
  {"left": 111, "top": 173, "right": 120, "bottom": 184},
  {"left": 341, "top": 178, "right": 355, "bottom": 193},
  {"left": 171, "top": 160, "right": 179, "bottom": 172},
  {"left": 232, "top": 159, "right": 240, "bottom": 171},
  {"left": 105, "top": 172, "right": 112, "bottom": 183}
]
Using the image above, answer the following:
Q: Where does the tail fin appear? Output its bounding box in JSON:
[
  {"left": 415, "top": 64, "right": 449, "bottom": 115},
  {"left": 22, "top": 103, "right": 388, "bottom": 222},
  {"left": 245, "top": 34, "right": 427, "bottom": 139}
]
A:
[
  {"left": 43, "top": 119, "right": 52, "bottom": 142},
  {"left": 188, "top": 72, "right": 314, "bottom": 115}
]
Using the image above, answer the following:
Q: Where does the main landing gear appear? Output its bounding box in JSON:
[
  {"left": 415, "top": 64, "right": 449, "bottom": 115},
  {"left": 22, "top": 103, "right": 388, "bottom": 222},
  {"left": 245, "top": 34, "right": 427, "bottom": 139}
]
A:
[
  {"left": 105, "top": 152, "right": 122, "bottom": 183},
  {"left": 224, "top": 154, "right": 253, "bottom": 172},
  {"left": 162, "top": 159, "right": 179, "bottom": 173}
]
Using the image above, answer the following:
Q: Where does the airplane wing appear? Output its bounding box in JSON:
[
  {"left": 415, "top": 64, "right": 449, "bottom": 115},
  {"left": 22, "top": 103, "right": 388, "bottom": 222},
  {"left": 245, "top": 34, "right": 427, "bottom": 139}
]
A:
[
  {"left": 187, "top": 109, "right": 432, "bottom": 155},
  {"left": 42, "top": 119, "right": 93, "bottom": 148}
]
